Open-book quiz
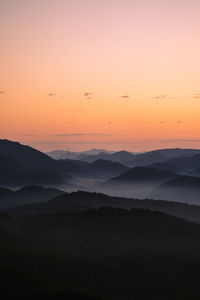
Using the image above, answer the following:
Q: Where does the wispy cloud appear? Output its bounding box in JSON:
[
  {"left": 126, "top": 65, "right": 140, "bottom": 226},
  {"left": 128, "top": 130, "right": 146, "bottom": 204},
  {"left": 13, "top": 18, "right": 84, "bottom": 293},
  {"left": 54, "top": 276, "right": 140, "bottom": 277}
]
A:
[
  {"left": 162, "top": 139, "right": 200, "bottom": 143},
  {"left": 47, "top": 93, "right": 56, "bottom": 96},
  {"left": 177, "top": 121, "right": 181, "bottom": 124},
  {"left": 119, "top": 93, "right": 130, "bottom": 99},
  {"left": 0, "top": 90, "right": 6, "bottom": 94},
  {"left": 193, "top": 93, "right": 200, "bottom": 99},
  {"left": 84, "top": 92, "right": 94, "bottom": 97},
  {"left": 158, "top": 121, "right": 166, "bottom": 124},
  {"left": 154, "top": 94, "right": 167, "bottom": 99},
  {"left": 51, "top": 133, "right": 112, "bottom": 137}
]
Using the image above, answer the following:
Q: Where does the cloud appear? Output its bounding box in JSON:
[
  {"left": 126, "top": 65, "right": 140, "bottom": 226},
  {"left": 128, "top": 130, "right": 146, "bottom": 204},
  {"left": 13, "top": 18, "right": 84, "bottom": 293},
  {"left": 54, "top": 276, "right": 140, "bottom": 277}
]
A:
[
  {"left": 177, "top": 121, "right": 181, "bottom": 124},
  {"left": 119, "top": 93, "right": 130, "bottom": 98},
  {"left": 84, "top": 92, "right": 94, "bottom": 97},
  {"left": 154, "top": 94, "right": 167, "bottom": 99},
  {"left": 162, "top": 139, "right": 200, "bottom": 143},
  {"left": 158, "top": 121, "right": 166, "bottom": 124},
  {"left": 51, "top": 133, "right": 112, "bottom": 137},
  {"left": 107, "top": 121, "right": 112, "bottom": 125},
  {"left": 0, "top": 90, "right": 6, "bottom": 94},
  {"left": 47, "top": 93, "right": 56, "bottom": 96},
  {"left": 193, "top": 94, "right": 200, "bottom": 99}
]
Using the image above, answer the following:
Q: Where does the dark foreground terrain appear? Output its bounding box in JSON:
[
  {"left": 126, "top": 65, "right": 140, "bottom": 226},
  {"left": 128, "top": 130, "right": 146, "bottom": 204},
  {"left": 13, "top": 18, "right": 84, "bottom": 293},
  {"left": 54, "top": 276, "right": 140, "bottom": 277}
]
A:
[{"left": 1, "top": 207, "right": 200, "bottom": 300}]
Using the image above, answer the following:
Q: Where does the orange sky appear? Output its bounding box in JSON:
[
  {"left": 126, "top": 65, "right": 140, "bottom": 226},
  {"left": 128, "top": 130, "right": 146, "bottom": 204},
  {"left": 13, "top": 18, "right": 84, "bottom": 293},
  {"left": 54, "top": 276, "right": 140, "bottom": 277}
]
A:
[{"left": 1, "top": 0, "right": 200, "bottom": 151}]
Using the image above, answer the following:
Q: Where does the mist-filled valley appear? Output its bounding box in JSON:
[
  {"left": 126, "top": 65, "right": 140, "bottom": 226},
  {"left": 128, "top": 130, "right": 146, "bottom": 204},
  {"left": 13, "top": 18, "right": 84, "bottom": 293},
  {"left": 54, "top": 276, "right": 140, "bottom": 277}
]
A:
[{"left": 1, "top": 139, "right": 200, "bottom": 299}]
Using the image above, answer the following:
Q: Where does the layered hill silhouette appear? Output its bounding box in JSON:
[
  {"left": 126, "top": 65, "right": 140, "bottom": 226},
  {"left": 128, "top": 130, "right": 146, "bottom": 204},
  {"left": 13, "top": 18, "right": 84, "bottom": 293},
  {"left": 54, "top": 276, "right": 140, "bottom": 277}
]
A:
[
  {"left": 7, "top": 190, "right": 200, "bottom": 223},
  {"left": 79, "top": 150, "right": 135, "bottom": 164},
  {"left": 0, "top": 185, "right": 64, "bottom": 210},
  {"left": 102, "top": 167, "right": 178, "bottom": 198},
  {"left": 72, "top": 159, "right": 129, "bottom": 179},
  {"left": 150, "top": 175, "right": 200, "bottom": 204},
  {"left": 165, "top": 153, "right": 200, "bottom": 171},
  {"left": 0, "top": 140, "right": 88, "bottom": 187},
  {"left": 110, "top": 167, "right": 177, "bottom": 182},
  {"left": 148, "top": 162, "right": 185, "bottom": 174},
  {"left": 0, "top": 140, "right": 64, "bottom": 186},
  {"left": 126, "top": 148, "right": 200, "bottom": 167},
  {"left": 74, "top": 148, "right": 200, "bottom": 169},
  {"left": 47, "top": 148, "right": 113, "bottom": 160}
]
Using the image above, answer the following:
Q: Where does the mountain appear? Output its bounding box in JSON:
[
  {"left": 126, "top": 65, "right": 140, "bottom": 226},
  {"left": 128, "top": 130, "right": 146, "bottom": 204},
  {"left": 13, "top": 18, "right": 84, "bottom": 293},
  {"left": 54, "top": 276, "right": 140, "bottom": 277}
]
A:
[
  {"left": 193, "top": 167, "right": 200, "bottom": 177},
  {"left": 110, "top": 167, "right": 177, "bottom": 182},
  {"left": 148, "top": 162, "right": 185, "bottom": 174},
  {"left": 0, "top": 139, "right": 65, "bottom": 186},
  {"left": 81, "top": 150, "right": 135, "bottom": 164},
  {"left": 165, "top": 153, "right": 200, "bottom": 171},
  {"left": 8, "top": 190, "right": 200, "bottom": 223},
  {"left": 47, "top": 148, "right": 114, "bottom": 160},
  {"left": 0, "top": 140, "right": 84, "bottom": 187},
  {"left": 126, "top": 148, "right": 200, "bottom": 167},
  {"left": 0, "top": 185, "right": 64, "bottom": 210},
  {"left": 150, "top": 175, "right": 200, "bottom": 204},
  {"left": 46, "top": 150, "right": 80, "bottom": 160},
  {"left": 82, "top": 148, "right": 114, "bottom": 155},
  {"left": 102, "top": 167, "right": 178, "bottom": 198},
  {"left": 74, "top": 159, "right": 129, "bottom": 179},
  {"left": 78, "top": 151, "right": 111, "bottom": 162}
]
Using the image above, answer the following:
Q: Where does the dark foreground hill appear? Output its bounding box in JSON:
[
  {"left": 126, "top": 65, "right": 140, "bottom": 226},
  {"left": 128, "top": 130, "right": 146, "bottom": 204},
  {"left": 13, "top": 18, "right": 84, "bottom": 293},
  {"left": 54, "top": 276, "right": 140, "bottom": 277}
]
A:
[{"left": 1, "top": 207, "right": 200, "bottom": 300}]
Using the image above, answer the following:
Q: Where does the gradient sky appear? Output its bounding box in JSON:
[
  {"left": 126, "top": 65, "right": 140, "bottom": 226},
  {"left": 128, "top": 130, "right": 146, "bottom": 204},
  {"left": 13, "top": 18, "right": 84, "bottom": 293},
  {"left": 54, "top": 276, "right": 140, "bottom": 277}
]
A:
[{"left": 1, "top": 0, "right": 200, "bottom": 151}]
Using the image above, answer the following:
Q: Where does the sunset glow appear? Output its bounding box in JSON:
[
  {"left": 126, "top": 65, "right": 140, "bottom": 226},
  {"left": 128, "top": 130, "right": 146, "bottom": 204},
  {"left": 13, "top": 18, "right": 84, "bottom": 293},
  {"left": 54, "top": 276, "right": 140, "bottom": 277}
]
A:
[{"left": 1, "top": 0, "right": 200, "bottom": 151}]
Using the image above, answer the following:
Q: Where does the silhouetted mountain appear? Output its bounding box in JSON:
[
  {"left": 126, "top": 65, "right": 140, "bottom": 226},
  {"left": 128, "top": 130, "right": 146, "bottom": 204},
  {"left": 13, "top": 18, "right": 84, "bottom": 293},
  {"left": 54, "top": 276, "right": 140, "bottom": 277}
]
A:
[
  {"left": 0, "top": 140, "right": 65, "bottom": 186},
  {"left": 82, "top": 148, "right": 114, "bottom": 155},
  {"left": 47, "top": 148, "right": 113, "bottom": 160},
  {"left": 148, "top": 162, "right": 185, "bottom": 174},
  {"left": 150, "top": 175, "right": 200, "bottom": 204},
  {"left": 0, "top": 185, "right": 64, "bottom": 210},
  {"left": 126, "top": 148, "right": 200, "bottom": 167},
  {"left": 193, "top": 167, "right": 200, "bottom": 177},
  {"left": 80, "top": 150, "right": 135, "bottom": 164},
  {"left": 46, "top": 150, "right": 80, "bottom": 160},
  {"left": 165, "top": 153, "right": 200, "bottom": 171},
  {"left": 78, "top": 151, "right": 111, "bottom": 162},
  {"left": 73, "top": 159, "right": 129, "bottom": 179},
  {"left": 57, "top": 159, "right": 88, "bottom": 172},
  {"left": 101, "top": 167, "right": 178, "bottom": 198},
  {"left": 8, "top": 190, "right": 200, "bottom": 223},
  {"left": 110, "top": 167, "right": 177, "bottom": 182},
  {"left": 0, "top": 140, "right": 81, "bottom": 187}
]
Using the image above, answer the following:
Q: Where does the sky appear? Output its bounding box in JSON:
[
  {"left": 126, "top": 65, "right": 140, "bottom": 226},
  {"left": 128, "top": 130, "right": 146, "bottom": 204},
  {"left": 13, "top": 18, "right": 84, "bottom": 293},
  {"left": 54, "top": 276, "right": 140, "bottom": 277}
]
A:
[{"left": 1, "top": 0, "right": 200, "bottom": 152}]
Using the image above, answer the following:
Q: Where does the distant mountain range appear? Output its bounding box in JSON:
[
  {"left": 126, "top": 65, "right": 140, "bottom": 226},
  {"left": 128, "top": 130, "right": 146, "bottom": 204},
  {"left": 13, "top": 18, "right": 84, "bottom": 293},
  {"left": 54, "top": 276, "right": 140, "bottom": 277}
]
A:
[
  {"left": 46, "top": 148, "right": 114, "bottom": 160},
  {"left": 49, "top": 147, "right": 200, "bottom": 171},
  {"left": 1, "top": 139, "right": 200, "bottom": 205}
]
